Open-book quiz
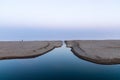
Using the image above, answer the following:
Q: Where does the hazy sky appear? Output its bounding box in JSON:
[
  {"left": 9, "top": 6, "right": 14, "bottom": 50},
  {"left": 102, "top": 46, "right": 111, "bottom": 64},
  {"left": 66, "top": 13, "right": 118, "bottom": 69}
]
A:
[{"left": 0, "top": 0, "right": 120, "bottom": 29}]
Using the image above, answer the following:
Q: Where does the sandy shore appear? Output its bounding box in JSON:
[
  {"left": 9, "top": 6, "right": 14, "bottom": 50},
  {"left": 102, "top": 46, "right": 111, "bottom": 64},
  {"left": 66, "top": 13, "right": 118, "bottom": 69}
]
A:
[
  {"left": 0, "top": 41, "right": 62, "bottom": 60},
  {"left": 65, "top": 40, "right": 120, "bottom": 65}
]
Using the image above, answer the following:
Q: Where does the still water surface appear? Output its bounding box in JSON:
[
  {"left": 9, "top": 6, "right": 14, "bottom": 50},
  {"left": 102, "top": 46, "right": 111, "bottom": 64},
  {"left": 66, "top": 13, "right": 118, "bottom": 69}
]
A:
[{"left": 0, "top": 45, "right": 120, "bottom": 80}]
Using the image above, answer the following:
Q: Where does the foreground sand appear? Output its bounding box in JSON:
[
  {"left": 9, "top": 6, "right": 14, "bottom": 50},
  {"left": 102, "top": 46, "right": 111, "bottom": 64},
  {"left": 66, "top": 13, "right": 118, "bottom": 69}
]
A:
[
  {"left": 65, "top": 40, "right": 120, "bottom": 65},
  {"left": 0, "top": 41, "right": 62, "bottom": 60}
]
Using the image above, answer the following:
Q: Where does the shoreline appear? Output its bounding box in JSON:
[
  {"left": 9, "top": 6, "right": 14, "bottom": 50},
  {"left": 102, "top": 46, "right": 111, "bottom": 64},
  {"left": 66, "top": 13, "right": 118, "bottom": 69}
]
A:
[
  {"left": 0, "top": 41, "right": 63, "bottom": 60},
  {"left": 65, "top": 40, "right": 120, "bottom": 65}
]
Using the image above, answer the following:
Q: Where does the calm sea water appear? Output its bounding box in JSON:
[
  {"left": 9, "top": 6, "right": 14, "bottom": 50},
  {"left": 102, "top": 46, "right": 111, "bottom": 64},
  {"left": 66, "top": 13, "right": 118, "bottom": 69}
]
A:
[
  {"left": 0, "top": 27, "right": 120, "bottom": 80},
  {"left": 0, "top": 45, "right": 120, "bottom": 80}
]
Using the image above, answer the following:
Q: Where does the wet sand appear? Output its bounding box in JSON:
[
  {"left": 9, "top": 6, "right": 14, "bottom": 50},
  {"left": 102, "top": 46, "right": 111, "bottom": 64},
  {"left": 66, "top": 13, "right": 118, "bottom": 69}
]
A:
[
  {"left": 0, "top": 41, "right": 62, "bottom": 60},
  {"left": 65, "top": 40, "right": 120, "bottom": 65}
]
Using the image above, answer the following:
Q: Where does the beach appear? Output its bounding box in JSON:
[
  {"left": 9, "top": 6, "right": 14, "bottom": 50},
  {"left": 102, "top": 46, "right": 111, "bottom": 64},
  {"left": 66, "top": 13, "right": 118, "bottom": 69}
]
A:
[
  {"left": 0, "top": 41, "right": 62, "bottom": 60},
  {"left": 65, "top": 40, "right": 120, "bottom": 65}
]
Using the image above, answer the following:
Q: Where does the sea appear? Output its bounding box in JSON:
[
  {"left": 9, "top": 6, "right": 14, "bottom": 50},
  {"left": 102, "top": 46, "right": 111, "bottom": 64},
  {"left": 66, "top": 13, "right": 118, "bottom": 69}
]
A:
[{"left": 0, "top": 27, "right": 120, "bottom": 80}]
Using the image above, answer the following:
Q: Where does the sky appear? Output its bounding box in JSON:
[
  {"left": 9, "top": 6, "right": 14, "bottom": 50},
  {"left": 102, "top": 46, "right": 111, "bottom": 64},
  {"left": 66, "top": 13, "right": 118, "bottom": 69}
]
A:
[
  {"left": 0, "top": 0, "right": 120, "bottom": 40},
  {"left": 0, "top": 0, "right": 120, "bottom": 29}
]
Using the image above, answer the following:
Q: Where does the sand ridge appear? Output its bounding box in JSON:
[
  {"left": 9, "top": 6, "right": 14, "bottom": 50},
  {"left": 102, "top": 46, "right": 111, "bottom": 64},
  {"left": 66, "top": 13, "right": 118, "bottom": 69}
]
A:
[
  {"left": 65, "top": 40, "right": 120, "bottom": 65},
  {"left": 0, "top": 41, "right": 62, "bottom": 60}
]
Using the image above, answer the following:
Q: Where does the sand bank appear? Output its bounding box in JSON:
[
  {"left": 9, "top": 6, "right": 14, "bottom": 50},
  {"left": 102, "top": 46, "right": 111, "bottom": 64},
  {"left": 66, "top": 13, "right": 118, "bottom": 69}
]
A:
[
  {"left": 0, "top": 41, "right": 62, "bottom": 60},
  {"left": 65, "top": 40, "right": 120, "bottom": 65}
]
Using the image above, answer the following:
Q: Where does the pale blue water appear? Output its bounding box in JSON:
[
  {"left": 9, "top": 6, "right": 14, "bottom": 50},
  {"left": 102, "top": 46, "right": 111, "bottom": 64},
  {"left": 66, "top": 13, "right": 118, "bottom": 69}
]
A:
[{"left": 0, "top": 27, "right": 120, "bottom": 80}]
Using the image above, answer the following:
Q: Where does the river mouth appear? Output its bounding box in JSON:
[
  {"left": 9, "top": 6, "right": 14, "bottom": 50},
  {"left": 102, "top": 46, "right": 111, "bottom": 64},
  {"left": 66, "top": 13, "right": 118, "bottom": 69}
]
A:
[{"left": 0, "top": 45, "right": 120, "bottom": 80}]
